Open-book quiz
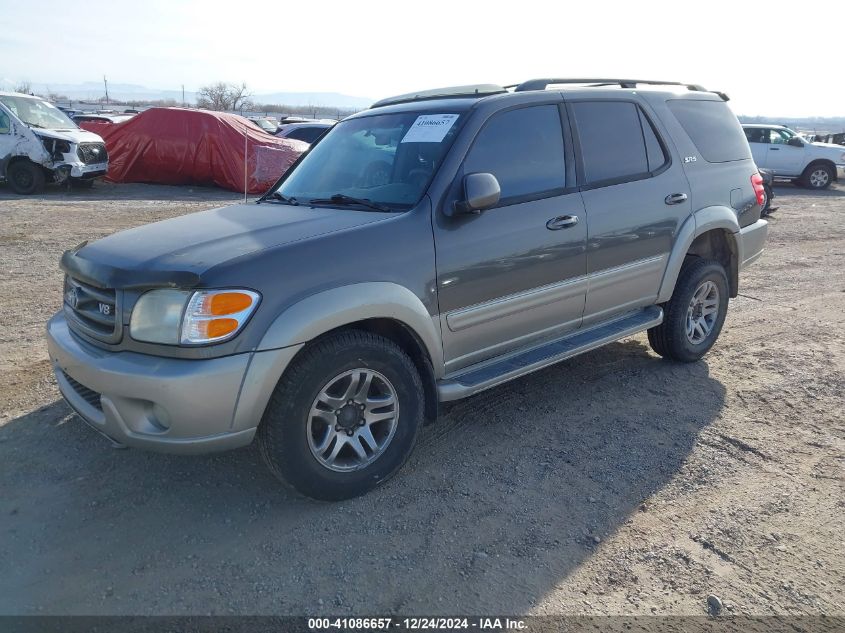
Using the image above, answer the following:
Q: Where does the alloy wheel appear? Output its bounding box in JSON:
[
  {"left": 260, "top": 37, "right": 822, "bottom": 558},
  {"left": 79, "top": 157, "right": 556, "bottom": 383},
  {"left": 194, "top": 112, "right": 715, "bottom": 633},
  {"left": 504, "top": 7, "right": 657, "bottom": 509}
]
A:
[
  {"left": 686, "top": 280, "right": 720, "bottom": 345},
  {"left": 307, "top": 368, "right": 399, "bottom": 472}
]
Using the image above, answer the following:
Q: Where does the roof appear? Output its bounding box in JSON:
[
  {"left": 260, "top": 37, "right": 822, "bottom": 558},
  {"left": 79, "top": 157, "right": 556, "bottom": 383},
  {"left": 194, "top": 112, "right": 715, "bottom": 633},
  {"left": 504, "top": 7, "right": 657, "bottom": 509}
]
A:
[
  {"left": 369, "top": 78, "right": 728, "bottom": 110},
  {"left": 0, "top": 91, "right": 42, "bottom": 99}
]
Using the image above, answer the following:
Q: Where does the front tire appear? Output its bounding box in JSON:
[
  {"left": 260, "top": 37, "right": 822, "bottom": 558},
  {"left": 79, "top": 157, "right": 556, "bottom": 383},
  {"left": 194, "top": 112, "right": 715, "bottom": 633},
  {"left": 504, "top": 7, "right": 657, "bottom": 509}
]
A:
[
  {"left": 648, "top": 259, "right": 729, "bottom": 362},
  {"left": 801, "top": 163, "right": 834, "bottom": 190},
  {"left": 258, "top": 330, "right": 424, "bottom": 501},
  {"left": 6, "top": 161, "right": 46, "bottom": 195}
]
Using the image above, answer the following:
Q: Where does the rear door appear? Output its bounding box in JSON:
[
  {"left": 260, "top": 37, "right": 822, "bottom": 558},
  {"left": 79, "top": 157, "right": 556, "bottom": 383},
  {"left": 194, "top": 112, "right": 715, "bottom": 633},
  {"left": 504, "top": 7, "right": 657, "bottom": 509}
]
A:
[
  {"left": 569, "top": 98, "right": 691, "bottom": 326},
  {"left": 743, "top": 127, "right": 770, "bottom": 167},
  {"left": 433, "top": 102, "right": 587, "bottom": 372}
]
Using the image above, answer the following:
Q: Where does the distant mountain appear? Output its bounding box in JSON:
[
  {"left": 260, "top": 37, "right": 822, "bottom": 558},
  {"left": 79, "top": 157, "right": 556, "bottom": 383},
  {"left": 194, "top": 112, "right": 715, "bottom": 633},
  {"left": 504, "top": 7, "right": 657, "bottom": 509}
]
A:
[
  {"left": 739, "top": 115, "right": 845, "bottom": 133},
  {"left": 0, "top": 79, "right": 373, "bottom": 109}
]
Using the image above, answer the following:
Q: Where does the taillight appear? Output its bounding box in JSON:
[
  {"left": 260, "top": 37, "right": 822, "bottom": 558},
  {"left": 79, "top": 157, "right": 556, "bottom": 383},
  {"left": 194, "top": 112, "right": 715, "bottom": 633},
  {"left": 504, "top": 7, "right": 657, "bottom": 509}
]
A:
[{"left": 751, "top": 173, "right": 765, "bottom": 206}]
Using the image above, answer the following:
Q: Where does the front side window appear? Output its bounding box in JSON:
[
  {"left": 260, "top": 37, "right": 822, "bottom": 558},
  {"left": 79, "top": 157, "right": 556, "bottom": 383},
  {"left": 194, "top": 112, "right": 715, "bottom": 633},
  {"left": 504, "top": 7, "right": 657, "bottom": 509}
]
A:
[
  {"left": 464, "top": 104, "right": 566, "bottom": 201},
  {"left": 0, "top": 95, "right": 77, "bottom": 130},
  {"left": 274, "top": 111, "right": 464, "bottom": 210},
  {"left": 572, "top": 101, "right": 653, "bottom": 184},
  {"left": 770, "top": 129, "right": 792, "bottom": 144}
]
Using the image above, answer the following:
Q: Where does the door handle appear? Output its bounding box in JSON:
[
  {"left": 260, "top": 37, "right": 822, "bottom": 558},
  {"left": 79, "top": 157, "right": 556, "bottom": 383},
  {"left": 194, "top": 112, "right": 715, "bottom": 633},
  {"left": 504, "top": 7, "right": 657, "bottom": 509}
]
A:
[
  {"left": 546, "top": 215, "right": 579, "bottom": 230},
  {"left": 664, "top": 193, "right": 688, "bottom": 205},
  {"left": 770, "top": 147, "right": 780, "bottom": 151}
]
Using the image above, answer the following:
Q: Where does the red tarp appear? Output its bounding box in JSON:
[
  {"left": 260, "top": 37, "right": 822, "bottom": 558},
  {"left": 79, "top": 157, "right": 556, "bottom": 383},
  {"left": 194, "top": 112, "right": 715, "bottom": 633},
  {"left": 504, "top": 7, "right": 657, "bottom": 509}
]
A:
[{"left": 78, "top": 108, "right": 307, "bottom": 194}]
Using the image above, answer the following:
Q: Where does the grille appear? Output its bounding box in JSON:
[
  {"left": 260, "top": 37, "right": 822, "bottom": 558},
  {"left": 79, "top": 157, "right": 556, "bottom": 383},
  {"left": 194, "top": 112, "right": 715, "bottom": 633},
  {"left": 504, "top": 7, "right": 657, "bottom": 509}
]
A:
[
  {"left": 62, "top": 371, "right": 103, "bottom": 411},
  {"left": 77, "top": 142, "right": 108, "bottom": 165},
  {"left": 64, "top": 276, "right": 121, "bottom": 343}
]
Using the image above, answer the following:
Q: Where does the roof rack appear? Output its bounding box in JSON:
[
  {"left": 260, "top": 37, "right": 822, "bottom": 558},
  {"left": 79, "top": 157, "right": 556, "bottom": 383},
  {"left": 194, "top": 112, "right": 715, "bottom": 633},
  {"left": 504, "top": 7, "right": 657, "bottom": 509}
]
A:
[
  {"left": 507, "top": 78, "right": 728, "bottom": 101},
  {"left": 370, "top": 84, "right": 507, "bottom": 108}
]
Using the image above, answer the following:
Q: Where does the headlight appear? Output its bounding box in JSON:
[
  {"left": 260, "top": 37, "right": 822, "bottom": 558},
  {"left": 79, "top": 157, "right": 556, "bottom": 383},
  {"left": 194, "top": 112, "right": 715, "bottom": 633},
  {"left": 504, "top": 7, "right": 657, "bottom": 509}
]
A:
[{"left": 130, "top": 288, "right": 260, "bottom": 345}]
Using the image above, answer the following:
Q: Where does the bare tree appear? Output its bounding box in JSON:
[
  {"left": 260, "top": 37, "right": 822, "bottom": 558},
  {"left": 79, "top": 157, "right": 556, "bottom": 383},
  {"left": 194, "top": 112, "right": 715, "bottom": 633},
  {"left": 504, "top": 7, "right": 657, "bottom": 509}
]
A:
[
  {"left": 196, "top": 81, "right": 253, "bottom": 112},
  {"left": 229, "top": 82, "right": 252, "bottom": 112},
  {"left": 15, "top": 80, "right": 32, "bottom": 94}
]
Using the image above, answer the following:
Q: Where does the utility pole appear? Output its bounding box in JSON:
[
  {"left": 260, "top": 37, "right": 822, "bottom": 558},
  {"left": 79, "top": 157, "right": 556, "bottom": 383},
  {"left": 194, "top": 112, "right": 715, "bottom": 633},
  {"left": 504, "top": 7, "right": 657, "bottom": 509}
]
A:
[
  {"left": 103, "top": 75, "right": 109, "bottom": 104},
  {"left": 181, "top": 84, "right": 185, "bottom": 107}
]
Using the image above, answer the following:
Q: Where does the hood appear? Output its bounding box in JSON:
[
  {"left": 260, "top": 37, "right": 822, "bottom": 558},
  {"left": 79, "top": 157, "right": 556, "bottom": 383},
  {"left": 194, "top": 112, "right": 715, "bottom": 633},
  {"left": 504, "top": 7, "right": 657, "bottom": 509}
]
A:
[
  {"left": 34, "top": 127, "right": 104, "bottom": 144},
  {"left": 64, "top": 203, "right": 388, "bottom": 288},
  {"left": 811, "top": 141, "right": 845, "bottom": 151}
]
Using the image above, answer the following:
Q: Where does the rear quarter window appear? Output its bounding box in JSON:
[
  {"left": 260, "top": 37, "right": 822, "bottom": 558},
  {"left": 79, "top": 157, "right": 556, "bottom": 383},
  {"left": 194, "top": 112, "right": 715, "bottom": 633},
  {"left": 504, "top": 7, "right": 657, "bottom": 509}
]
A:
[{"left": 667, "top": 99, "right": 751, "bottom": 163}]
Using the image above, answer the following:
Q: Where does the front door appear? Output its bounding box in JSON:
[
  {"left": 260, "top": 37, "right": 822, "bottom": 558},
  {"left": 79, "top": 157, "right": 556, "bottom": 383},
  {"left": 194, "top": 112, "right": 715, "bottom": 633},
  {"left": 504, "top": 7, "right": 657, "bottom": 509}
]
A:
[
  {"left": 764, "top": 128, "right": 805, "bottom": 176},
  {"left": 433, "top": 103, "right": 587, "bottom": 373},
  {"left": 568, "top": 99, "right": 692, "bottom": 326}
]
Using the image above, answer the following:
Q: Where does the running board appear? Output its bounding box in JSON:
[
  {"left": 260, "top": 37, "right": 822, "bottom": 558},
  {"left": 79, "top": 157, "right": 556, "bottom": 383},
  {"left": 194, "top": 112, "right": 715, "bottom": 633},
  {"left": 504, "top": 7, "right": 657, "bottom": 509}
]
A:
[{"left": 437, "top": 306, "right": 663, "bottom": 402}]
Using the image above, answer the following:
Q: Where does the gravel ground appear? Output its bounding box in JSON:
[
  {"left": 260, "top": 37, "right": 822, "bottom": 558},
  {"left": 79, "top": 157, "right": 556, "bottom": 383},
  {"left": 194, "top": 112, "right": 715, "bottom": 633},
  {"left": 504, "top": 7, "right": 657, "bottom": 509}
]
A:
[{"left": 0, "top": 180, "right": 842, "bottom": 616}]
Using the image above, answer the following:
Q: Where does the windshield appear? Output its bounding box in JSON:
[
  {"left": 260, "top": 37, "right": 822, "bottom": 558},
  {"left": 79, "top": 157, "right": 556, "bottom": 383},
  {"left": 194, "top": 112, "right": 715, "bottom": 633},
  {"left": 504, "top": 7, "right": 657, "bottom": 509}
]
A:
[
  {"left": 0, "top": 95, "right": 78, "bottom": 130},
  {"left": 273, "top": 111, "right": 464, "bottom": 210},
  {"left": 253, "top": 119, "right": 276, "bottom": 132}
]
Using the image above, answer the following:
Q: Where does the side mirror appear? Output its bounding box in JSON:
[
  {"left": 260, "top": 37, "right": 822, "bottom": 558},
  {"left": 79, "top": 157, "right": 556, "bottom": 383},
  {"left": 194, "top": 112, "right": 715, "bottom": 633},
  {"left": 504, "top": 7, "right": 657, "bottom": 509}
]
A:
[
  {"left": 787, "top": 137, "right": 804, "bottom": 148},
  {"left": 453, "top": 173, "right": 501, "bottom": 214}
]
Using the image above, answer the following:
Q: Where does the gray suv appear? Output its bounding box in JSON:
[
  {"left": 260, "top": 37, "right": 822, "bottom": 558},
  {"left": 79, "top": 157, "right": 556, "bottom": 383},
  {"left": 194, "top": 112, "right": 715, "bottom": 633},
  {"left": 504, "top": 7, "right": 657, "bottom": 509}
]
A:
[{"left": 47, "top": 78, "right": 768, "bottom": 500}]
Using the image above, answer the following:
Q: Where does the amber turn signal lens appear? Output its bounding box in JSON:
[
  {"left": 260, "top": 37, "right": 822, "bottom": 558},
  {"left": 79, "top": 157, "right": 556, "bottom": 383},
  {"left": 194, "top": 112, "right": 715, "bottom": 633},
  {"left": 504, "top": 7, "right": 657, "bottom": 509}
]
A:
[
  {"left": 199, "top": 318, "right": 239, "bottom": 339},
  {"left": 206, "top": 292, "right": 254, "bottom": 315}
]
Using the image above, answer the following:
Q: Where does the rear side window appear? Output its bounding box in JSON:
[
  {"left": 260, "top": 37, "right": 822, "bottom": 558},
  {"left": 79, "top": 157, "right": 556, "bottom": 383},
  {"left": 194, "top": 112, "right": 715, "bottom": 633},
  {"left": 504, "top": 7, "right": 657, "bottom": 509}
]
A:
[
  {"left": 571, "top": 101, "right": 666, "bottom": 184},
  {"left": 464, "top": 104, "right": 566, "bottom": 201},
  {"left": 667, "top": 99, "right": 751, "bottom": 163}
]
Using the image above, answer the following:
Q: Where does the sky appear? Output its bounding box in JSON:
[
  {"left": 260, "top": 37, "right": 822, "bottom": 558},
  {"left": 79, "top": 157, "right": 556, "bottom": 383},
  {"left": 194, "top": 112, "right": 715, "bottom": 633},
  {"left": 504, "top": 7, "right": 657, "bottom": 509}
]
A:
[{"left": 1, "top": 0, "right": 843, "bottom": 117}]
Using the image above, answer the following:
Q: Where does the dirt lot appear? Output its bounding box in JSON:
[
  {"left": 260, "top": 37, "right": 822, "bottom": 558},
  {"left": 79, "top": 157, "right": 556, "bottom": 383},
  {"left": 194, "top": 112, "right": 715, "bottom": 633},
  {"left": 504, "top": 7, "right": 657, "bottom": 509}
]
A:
[{"left": 0, "top": 181, "right": 842, "bottom": 617}]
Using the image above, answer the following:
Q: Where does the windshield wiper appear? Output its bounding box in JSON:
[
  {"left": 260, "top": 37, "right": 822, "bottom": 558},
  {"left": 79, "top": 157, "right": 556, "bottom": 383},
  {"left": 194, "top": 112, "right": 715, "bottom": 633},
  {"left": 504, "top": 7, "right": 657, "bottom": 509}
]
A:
[
  {"left": 26, "top": 122, "right": 45, "bottom": 129},
  {"left": 308, "top": 194, "right": 393, "bottom": 213},
  {"left": 263, "top": 191, "right": 299, "bottom": 206}
]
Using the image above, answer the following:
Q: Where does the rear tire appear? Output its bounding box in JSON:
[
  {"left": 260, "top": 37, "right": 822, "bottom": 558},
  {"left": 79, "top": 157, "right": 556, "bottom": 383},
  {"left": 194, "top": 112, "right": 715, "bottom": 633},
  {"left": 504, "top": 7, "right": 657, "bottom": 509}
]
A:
[
  {"left": 648, "top": 259, "right": 729, "bottom": 362},
  {"left": 258, "top": 330, "right": 424, "bottom": 501},
  {"left": 800, "top": 163, "right": 834, "bottom": 189},
  {"left": 6, "top": 161, "right": 45, "bottom": 195}
]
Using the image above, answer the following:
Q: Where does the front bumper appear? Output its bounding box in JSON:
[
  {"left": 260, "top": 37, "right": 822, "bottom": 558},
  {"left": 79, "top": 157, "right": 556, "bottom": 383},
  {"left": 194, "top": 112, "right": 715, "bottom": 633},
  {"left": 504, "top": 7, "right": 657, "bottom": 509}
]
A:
[
  {"left": 738, "top": 218, "right": 768, "bottom": 270},
  {"left": 67, "top": 161, "right": 108, "bottom": 179},
  {"left": 47, "top": 312, "right": 294, "bottom": 454}
]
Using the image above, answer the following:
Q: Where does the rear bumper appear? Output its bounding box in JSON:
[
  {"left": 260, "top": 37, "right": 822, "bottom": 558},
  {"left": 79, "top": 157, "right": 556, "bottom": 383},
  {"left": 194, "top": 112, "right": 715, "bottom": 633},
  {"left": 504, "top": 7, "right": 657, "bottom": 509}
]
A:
[
  {"left": 46, "top": 312, "right": 281, "bottom": 454},
  {"left": 738, "top": 219, "right": 768, "bottom": 270}
]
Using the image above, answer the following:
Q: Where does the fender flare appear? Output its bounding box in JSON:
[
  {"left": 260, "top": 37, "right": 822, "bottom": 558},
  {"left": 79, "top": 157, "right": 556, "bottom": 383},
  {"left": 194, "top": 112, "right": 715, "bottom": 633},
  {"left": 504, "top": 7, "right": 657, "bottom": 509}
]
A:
[
  {"left": 657, "top": 206, "right": 741, "bottom": 303},
  {"left": 231, "top": 283, "right": 443, "bottom": 432},
  {"left": 257, "top": 282, "right": 443, "bottom": 368}
]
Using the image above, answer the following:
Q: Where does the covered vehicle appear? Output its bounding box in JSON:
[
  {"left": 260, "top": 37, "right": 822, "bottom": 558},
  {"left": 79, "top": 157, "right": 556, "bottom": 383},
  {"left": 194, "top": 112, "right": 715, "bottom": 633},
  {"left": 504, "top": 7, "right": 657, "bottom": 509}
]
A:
[
  {"left": 0, "top": 91, "right": 109, "bottom": 194},
  {"left": 77, "top": 108, "right": 307, "bottom": 194}
]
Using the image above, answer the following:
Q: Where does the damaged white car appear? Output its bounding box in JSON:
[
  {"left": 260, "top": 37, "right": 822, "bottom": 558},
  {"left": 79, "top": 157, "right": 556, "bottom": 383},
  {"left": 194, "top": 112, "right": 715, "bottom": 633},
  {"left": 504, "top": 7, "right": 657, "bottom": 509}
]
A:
[{"left": 0, "top": 92, "right": 109, "bottom": 194}]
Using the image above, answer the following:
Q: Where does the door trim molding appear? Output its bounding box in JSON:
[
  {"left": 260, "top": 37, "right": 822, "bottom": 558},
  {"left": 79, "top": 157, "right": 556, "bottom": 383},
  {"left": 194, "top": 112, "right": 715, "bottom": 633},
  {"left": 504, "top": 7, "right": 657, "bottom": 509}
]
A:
[{"left": 445, "top": 275, "right": 588, "bottom": 333}]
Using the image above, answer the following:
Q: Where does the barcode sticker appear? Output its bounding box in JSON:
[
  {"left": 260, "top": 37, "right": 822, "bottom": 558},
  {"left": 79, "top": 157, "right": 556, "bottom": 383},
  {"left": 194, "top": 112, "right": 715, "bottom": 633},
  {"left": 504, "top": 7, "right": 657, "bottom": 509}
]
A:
[{"left": 400, "top": 114, "right": 459, "bottom": 143}]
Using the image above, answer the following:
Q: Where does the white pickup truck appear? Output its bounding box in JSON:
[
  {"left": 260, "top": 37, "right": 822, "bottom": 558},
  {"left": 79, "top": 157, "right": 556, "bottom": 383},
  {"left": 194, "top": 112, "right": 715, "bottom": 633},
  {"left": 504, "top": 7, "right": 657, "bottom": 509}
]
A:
[{"left": 742, "top": 123, "right": 845, "bottom": 189}]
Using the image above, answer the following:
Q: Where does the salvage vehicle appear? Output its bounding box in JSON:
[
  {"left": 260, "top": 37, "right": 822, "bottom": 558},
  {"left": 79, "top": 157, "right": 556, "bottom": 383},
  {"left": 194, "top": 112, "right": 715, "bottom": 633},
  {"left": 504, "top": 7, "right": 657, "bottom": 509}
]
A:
[
  {"left": 0, "top": 92, "right": 109, "bottom": 194},
  {"left": 48, "top": 78, "right": 768, "bottom": 500},
  {"left": 742, "top": 123, "right": 845, "bottom": 189}
]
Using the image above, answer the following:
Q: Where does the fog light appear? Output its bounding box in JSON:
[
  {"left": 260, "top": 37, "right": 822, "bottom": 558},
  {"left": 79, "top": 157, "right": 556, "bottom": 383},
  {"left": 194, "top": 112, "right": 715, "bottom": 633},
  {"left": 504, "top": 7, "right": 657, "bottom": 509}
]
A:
[{"left": 151, "top": 403, "right": 171, "bottom": 430}]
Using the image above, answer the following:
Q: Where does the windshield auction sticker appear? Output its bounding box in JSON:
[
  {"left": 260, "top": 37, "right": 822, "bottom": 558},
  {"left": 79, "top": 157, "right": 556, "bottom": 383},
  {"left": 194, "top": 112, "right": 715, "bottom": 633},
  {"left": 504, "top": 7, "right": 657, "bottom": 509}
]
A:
[{"left": 401, "top": 114, "right": 459, "bottom": 143}]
